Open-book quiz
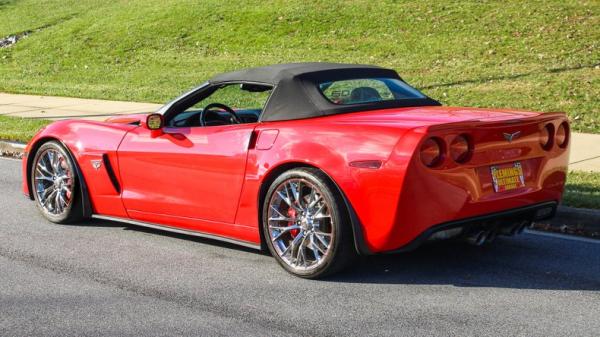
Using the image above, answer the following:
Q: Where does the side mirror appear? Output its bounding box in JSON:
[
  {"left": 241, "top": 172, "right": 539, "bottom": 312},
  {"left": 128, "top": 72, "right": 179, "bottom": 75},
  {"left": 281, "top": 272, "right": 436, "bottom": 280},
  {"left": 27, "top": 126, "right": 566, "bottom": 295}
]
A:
[{"left": 145, "top": 113, "right": 164, "bottom": 137}]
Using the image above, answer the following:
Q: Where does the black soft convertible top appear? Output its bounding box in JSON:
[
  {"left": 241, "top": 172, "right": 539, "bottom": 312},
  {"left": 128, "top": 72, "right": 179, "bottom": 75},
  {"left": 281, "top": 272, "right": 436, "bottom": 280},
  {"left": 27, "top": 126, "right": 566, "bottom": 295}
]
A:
[{"left": 209, "top": 63, "right": 440, "bottom": 122}]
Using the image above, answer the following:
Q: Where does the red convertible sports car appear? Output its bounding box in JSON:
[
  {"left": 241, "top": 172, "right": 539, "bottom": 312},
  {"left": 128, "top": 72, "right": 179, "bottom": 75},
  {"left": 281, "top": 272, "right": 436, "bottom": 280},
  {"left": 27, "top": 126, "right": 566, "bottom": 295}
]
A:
[{"left": 22, "top": 63, "right": 570, "bottom": 278}]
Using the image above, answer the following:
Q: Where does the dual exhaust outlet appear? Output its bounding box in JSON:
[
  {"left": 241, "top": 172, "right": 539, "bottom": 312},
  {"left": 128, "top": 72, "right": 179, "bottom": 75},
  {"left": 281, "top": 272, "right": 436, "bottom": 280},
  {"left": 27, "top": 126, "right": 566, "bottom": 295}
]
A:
[{"left": 464, "top": 221, "right": 530, "bottom": 246}]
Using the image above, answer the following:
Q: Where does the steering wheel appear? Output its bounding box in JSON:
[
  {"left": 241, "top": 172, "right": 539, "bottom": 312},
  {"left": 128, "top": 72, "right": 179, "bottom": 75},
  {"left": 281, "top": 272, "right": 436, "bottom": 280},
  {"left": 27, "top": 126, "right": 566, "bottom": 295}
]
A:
[{"left": 200, "top": 103, "right": 241, "bottom": 126}]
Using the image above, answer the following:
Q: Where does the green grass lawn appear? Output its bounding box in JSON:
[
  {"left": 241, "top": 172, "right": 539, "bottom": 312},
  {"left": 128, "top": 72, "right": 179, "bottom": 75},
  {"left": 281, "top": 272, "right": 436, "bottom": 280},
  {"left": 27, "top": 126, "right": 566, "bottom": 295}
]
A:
[
  {"left": 563, "top": 171, "right": 600, "bottom": 209},
  {"left": 0, "top": 115, "right": 49, "bottom": 142},
  {"left": 0, "top": 0, "right": 598, "bottom": 132}
]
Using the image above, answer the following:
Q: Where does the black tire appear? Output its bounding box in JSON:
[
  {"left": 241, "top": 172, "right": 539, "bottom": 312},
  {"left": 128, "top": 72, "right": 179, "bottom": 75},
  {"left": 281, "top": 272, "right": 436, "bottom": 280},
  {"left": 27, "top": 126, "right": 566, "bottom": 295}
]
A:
[
  {"left": 31, "top": 141, "right": 84, "bottom": 224},
  {"left": 262, "top": 167, "right": 357, "bottom": 279}
]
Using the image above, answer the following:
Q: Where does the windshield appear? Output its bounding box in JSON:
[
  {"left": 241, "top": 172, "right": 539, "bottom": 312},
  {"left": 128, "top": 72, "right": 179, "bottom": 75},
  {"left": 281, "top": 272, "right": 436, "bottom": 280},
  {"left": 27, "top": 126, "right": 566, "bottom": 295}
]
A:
[{"left": 318, "top": 78, "right": 426, "bottom": 105}]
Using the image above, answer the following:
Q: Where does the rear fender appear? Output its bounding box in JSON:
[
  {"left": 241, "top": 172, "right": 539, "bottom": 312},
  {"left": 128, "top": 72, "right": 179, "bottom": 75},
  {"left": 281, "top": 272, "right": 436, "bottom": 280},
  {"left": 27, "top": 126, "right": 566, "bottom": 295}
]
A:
[{"left": 235, "top": 123, "right": 414, "bottom": 255}]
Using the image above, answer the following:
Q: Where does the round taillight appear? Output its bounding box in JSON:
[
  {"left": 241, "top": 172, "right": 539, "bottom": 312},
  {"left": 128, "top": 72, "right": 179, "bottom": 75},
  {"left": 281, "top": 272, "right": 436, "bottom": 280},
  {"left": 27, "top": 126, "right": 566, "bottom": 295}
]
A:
[
  {"left": 450, "top": 134, "right": 472, "bottom": 163},
  {"left": 420, "top": 137, "right": 444, "bottom": 167},
  {"left": 540, "top": 123, "right": 554, "bottom": 150},
  {"left": 555, "top": 122, "right": 569, "bottom": 148}
]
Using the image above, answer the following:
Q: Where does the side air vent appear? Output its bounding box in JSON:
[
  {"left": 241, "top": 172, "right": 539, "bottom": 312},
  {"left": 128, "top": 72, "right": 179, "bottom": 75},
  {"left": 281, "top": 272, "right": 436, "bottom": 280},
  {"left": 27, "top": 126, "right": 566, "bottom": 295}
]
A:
[{"left": 102, "top": 154, "right": 121, "bottom": 193}]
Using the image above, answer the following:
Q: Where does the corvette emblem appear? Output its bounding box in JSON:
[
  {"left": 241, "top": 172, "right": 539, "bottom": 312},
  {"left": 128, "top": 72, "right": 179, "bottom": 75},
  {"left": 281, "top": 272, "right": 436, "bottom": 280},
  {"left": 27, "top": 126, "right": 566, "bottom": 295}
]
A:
[
  {"left": 91, "top": 160, "right": 102, "bottom": 170},
  {"left": 503, "top": 131, "right": 521, "bottom": 143}
]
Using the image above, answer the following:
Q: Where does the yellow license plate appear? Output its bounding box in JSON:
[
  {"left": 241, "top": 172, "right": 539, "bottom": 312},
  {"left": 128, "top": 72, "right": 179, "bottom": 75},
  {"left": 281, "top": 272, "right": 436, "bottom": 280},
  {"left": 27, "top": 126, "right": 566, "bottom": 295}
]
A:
[{"left": 490, "top": 162, "right": 525, "bottom": 192}]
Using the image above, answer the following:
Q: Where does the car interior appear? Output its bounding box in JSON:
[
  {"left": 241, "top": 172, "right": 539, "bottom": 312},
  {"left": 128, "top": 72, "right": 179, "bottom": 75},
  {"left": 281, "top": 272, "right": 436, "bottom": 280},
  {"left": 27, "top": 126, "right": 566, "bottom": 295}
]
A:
[{"left": 166, "top": 83, "right": 273, "bottom": 127}]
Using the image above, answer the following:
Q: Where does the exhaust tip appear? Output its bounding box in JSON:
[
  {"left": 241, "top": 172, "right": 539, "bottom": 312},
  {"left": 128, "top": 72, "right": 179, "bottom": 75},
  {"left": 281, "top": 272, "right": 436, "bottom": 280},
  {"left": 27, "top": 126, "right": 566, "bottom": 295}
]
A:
[
  {"left": 509, "top": 225, "right": 520, "bottom": 236},
  {"left": 499, "top": 225, "right": 519, "bottom": 236},
  {"left": 486, "top": 231, "right": 497, "bottom": 243},
  {"left": 465, "top": 230, "right": 488, "bottom": 246},
  {"left": 517, "top": 221, "right": 530, "bottom": 234}
]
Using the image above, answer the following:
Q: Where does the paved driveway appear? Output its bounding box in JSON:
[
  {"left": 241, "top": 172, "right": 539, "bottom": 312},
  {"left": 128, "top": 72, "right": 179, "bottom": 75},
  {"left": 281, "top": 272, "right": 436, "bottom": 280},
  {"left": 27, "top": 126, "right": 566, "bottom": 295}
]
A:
[{"left": 1, "top": 158, "right": 599, "bottom": 336}]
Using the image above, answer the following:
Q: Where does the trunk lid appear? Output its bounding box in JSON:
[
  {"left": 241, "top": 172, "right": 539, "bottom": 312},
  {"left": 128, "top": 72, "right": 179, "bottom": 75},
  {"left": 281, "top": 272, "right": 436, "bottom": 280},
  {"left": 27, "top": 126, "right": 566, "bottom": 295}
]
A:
[{"left": 331, "top": 106, "right": 543, "bottom": 129}]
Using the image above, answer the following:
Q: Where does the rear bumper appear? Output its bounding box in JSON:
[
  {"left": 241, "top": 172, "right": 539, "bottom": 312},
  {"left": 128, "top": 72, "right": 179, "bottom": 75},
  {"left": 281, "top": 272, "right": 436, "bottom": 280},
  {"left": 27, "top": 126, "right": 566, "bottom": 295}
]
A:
[{"left": 383, "top": 201, "right": 557, "bottom": 254}]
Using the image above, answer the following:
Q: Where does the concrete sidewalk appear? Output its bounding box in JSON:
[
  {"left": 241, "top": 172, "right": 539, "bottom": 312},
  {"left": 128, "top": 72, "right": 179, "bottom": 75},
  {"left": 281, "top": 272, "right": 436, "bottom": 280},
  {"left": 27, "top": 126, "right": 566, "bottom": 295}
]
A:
[
  {"left": 568, "top": 133, "right": 600, "bottom": 172},
  {"left": 1, "top": 92, "right": 599, "bottom": 172},
  {"left": 0, "top": 93, "right": 160, "bottom": 120}
]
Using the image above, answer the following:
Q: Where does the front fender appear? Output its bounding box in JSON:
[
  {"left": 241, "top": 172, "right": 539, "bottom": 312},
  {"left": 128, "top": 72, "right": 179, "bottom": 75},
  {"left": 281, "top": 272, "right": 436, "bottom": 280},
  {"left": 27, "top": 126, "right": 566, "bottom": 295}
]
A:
[{"left": 23, "top": 120, "right": 136, "bottom": 217}]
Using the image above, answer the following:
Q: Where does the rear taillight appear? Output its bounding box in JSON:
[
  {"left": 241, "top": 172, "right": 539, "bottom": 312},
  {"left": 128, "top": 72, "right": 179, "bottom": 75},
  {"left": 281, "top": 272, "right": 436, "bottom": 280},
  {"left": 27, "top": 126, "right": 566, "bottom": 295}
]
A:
[
  {"left": 556, "top": 122, "right": 569, "bottom": 148},
  {"left": 420, "top": 137, "right": 444, "bottom": 167},
  {"left": 540, "top": 123, "right": 554, "bottom": 150},
  {"left": 449, "top": 134, "right": 472, "bottom": 163}
]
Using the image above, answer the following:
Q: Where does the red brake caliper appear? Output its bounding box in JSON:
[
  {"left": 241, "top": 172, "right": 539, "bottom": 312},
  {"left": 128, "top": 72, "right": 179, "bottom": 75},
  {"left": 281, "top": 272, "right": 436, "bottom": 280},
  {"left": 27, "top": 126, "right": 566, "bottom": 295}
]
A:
[
  {"left": 59, "top": 157, "right": 72, "bottom": 201},
  {"left": 287, "top": 207, "right": 299, "bottom": 238}
]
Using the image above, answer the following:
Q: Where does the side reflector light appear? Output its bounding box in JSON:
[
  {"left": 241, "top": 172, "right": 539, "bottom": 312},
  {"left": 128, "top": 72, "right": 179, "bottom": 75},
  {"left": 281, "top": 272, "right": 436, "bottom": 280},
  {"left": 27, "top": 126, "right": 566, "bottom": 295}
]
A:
[
  {"left": 450, "top": 134, "right": 472, "bottom": 163},
  {"left": 420, "top": 137, "right": 444, "bottom": 168},
  {"left": 349, "top": 160, "right": 383, "bottom": 169},
  {"left": 555, "top": 122, "right": 569, "bottom": 148}
]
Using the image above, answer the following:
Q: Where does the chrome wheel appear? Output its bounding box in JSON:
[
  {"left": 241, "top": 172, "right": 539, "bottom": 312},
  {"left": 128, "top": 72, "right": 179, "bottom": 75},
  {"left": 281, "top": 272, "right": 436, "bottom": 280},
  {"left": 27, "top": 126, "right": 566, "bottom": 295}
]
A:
[
  {"left": 33, "top": 148, "right": 74, "bottom": 216},
  {"left": 267, "top": 178, "right": 334, "bottom": 272}
]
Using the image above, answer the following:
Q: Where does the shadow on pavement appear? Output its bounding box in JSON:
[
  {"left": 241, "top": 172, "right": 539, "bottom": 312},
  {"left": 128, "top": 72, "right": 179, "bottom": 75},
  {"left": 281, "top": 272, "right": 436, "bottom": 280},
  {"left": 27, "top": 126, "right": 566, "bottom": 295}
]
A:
[
  {"left": 86, "top": 218, "right": 600, "bottom": 291},
  {"left": 328, "top": 237, "right": 600, "bottom": 291},
  {"left": 87, "top": 218, "right": 264, "bottom": 254}
]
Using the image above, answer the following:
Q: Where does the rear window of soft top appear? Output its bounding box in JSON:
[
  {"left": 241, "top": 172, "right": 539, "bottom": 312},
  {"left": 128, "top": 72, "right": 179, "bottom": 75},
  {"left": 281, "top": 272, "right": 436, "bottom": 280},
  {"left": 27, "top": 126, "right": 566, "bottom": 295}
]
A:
[{"left": 318, "top": 78, "right": 426, "bottom": 105}]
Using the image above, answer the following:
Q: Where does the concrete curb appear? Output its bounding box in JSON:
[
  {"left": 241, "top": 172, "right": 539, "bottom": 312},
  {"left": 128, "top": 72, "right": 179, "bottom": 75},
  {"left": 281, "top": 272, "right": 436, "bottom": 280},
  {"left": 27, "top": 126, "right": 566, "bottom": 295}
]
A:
[
  {"left": 552, "top": 206, "right": 600, "bottom": 227},
  {"left": 537, "top": 206, "right": 600, "bottom": 239},
  {"left": 0, "top": 140, "right": 26, "bottom": 159},
  {"left": 1, "top": 139, "right": 599, "bottom": 240}
]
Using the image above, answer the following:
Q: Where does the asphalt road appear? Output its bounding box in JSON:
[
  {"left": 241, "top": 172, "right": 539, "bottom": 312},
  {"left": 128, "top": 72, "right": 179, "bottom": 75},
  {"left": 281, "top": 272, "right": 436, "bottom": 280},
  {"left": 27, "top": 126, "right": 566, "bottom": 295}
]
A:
[{"left": 1, "top": 158, "right": 599, "bottom": 337}]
